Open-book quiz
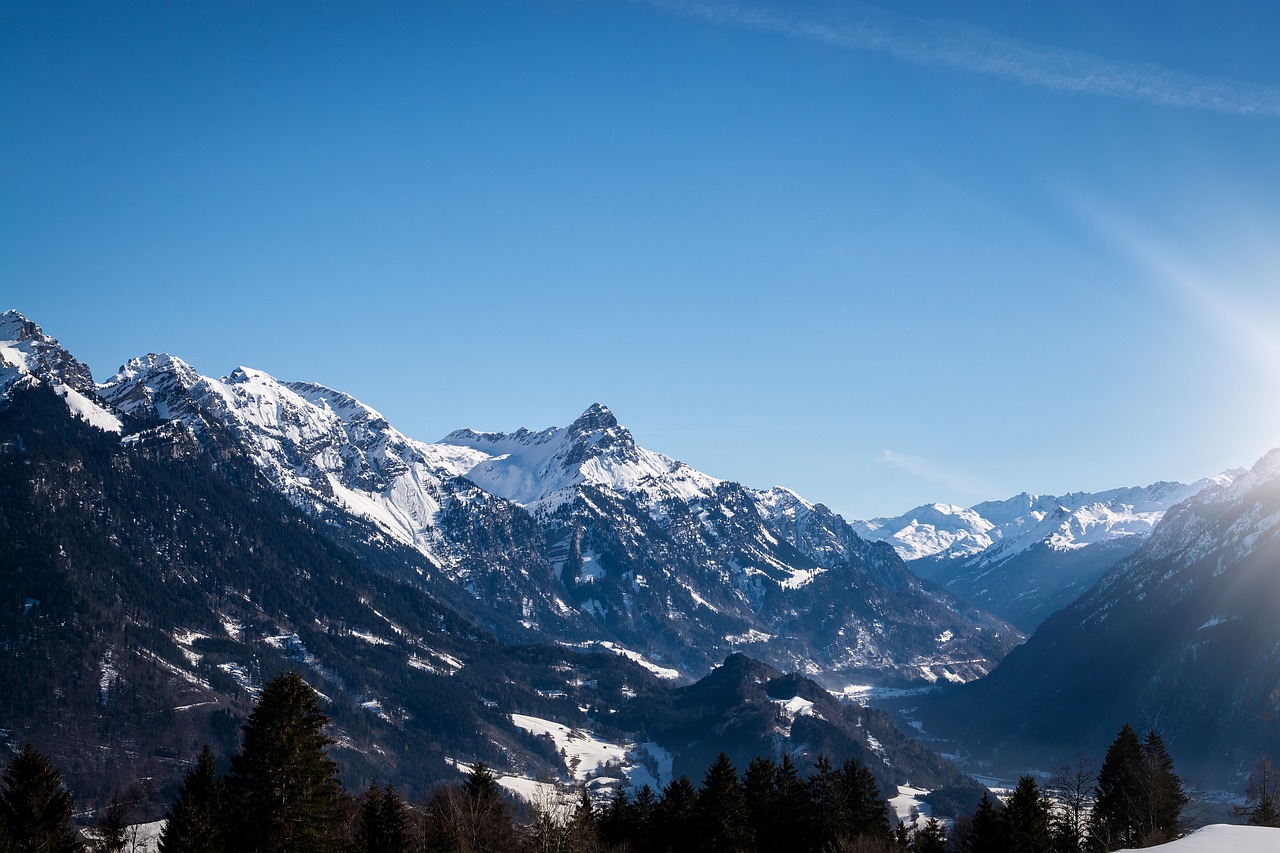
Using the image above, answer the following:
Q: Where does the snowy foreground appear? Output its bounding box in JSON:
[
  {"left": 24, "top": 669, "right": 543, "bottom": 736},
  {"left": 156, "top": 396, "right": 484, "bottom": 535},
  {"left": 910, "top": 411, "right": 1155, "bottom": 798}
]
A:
[{"left": 1118, "top": 824, "right": 1280, "bottom": 853}]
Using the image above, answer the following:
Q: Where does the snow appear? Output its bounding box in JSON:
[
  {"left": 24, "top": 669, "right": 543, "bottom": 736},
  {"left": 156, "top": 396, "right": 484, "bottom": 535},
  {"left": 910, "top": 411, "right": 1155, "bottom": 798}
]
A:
[
  {"left": 593, "top": 642, "right": 680, "bottom": 680},
  {"left": 1116, "top": 824, "right": 1280, "bottom": 853},
  {"left": 857, "top": 478, "right": 1237, "bottom": 565},
  {"left": 510, "top": 714, "right": 672, "bottom": 791},
  {"left": 52, "top": 383, "right": 123, "bottom": 432},
  {"left": 889, "top": 784, "right": 933, "bottom": 828},
  {"left": 771, "top": 695, "right": 816, "bottom": 719}
]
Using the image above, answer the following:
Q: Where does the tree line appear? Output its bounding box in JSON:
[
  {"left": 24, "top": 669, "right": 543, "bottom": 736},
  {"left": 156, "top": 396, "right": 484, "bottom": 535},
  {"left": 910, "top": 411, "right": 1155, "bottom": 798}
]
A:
[{"left": 3, "top": 671, "right": 1279, "bottom": 853}]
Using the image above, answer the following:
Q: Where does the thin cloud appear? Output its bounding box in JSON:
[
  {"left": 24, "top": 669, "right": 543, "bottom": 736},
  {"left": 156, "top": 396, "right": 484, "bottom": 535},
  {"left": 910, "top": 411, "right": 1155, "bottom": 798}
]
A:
[
  {"left": 634, "top": 0, "right": 1280, "bottom": 117},
  {"left": 878, "top": 449, "right": 990, "bottom": 499}
]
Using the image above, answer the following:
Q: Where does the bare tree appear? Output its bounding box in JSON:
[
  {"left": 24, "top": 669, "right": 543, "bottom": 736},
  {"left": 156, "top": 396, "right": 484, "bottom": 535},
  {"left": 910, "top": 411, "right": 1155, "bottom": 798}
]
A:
[{"left": 1048, "top": 753, "right": 1095, "bottom": 853}]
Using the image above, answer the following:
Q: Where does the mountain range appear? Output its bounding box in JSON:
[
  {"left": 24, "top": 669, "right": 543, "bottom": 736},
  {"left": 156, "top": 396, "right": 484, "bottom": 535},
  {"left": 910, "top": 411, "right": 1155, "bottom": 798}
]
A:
[
  {"left": 854, "top": 479, "right": 1237, "bottom": 631},
  {"left": 0, "top": 310, "right": 996, "bottom": 809},
  {"left": 911, "top": 448, "right": 1280, "bottom": 786}
]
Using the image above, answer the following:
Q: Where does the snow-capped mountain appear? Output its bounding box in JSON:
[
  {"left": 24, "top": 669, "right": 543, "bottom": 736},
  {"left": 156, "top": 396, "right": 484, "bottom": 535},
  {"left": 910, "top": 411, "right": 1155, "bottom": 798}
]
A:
[
  {"left": 916, "top": 448, "right": 1280, "bottom": 786},
  {"left": 8, "top": 308, "right": 1015, "bottom": 686},
  {"left": 0, "top": 310, "right": 122, "bottom": 433},
  {"left": 855, "top": 478, "right": 1237, "bottom": 630}
]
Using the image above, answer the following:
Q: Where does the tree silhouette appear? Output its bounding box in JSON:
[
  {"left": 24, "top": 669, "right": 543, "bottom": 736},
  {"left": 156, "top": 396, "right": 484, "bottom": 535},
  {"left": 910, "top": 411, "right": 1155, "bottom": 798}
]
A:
[
  {"left": 223, "top": 671, "right": 347, "bottom": 853},
  {"left": 0, "top": 742, "right": 82, "bottom": 853},
  {"left": 158, "top": 745, "right": 225, "bottom": 853}
]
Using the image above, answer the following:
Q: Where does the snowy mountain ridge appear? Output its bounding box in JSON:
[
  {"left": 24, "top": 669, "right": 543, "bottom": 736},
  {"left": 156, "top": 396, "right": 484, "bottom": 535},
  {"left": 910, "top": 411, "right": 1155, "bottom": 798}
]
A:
[
  {"left": 0, "top": 310, "right": 122, "bottom": 433},
  {"left": 0, "top": 305, "right": 1016, "bottom": 685},
  {"left": 855, "top": 476, "right": 1239, "bottom": 566}
]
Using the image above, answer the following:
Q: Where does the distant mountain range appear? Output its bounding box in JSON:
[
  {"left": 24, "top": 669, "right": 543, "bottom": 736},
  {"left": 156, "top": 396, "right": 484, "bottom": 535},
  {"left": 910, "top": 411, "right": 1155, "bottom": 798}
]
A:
[
  {"left": 912, "top": 448, "right": 1280, "bottom": 787},
  {"left": 854, "top": 478, "right": 1237, "bottom": 631}
]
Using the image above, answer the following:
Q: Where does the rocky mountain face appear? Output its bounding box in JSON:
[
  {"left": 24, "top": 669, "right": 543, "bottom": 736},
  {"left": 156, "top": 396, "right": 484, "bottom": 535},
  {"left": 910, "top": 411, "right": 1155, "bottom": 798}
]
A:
[
  {"left": 856, "top": 480, "right": 1235, "bottom": 631},
  {"left": 912, "top": 449, "right": 1280, "bottom": 787},
  {"left": 76, "top": 313, "right": 1020, "bottom": 687},
  {"left": 0, "top": 311, "right": 980, "bottom": 812}
]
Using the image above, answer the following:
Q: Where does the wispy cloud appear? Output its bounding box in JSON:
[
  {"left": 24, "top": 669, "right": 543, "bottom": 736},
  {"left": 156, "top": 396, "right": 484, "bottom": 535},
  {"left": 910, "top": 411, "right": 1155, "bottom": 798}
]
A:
[
  {"left": 634, "top": 0, "right": 1280, "bottom": 117},
  {"left": 878, "top": 449, "right": 990, "bottom": 498}
]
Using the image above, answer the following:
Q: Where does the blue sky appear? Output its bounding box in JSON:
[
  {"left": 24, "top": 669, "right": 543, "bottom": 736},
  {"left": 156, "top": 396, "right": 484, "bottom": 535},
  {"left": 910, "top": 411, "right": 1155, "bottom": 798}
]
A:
[{"left": 3, "top": 0, "right": 1279, "bottom": 518}]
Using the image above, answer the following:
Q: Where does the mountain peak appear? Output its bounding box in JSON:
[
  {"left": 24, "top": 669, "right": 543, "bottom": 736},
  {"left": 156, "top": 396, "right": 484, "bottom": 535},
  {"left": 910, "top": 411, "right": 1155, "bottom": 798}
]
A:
[
  {"left": 569, "top": 403, "right": 618, "bottom": 435},
  {"left": 0, "top": 310, "right": 98, "bottom": 399},
  {"left": 0, "top": 309, "right": 40, "bottom": 342}
]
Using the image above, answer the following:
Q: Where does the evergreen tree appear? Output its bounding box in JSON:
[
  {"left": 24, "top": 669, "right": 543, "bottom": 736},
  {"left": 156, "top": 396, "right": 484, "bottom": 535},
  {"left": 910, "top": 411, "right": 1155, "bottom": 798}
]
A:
[
  {"left": 1138, "top": 731, "right": 1185, "bottom": 846},
  {"left": 652, "top": 776, "right": 697, "bottom": 853},
  {"left": 158, "top": 745, "right": 225, "bottom": 853},
  {"left": 1090, "top": 725, "right": 1186, "bottom": 851},
  {"left": 693, "top": 753, "right": 751, "bottom": 853},
  {"left": 962, "top": 792, "right": 1004, "bottom": 853},
  {"left": 1003, "top": 776, "right": 1052, "bottom": 853},
  {"left": 223, "top": 671, "right": 347, "bottom": 853},
  {"left": 741, "top": 756, "right": 778, "bottom": 852},
  {"left": 0, "top": 743, "right": 82, "bottom": 853},
  {"left": 912, "top": 817, "right": 947, "bottom": 853},
  {"left": 839, "top": 757, "right": 891, "bottom": 841},
  {"left": 355, "top": 783, "right": 410, "bottom": 853},
  {"left": 598, "top": 785, "right": 641, "bottom": 848},
  {"left": 1090, "top": 724, "right": 1145, "bottom": 851},
  {"left": 806, "top": 756, "right": 849, "bottom": 848},
  {"left": 92, "top": 797, "right": 131, "bottom": 853},
  {"left": 424, "top": 764, "right": 520, "bottom": 853}
]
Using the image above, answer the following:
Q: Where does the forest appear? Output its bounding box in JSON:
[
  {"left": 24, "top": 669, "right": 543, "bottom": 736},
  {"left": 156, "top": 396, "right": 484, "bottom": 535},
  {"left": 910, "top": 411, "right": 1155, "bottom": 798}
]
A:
[{"left": 4, "top": 671, "right": 1279, "bottom": 853}]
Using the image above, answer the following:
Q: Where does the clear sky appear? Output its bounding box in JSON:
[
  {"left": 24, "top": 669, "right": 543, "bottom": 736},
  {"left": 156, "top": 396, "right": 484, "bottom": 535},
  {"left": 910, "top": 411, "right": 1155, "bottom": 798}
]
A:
[{"left": 3, "top": 0, "right": 1279, "bottom": 519}]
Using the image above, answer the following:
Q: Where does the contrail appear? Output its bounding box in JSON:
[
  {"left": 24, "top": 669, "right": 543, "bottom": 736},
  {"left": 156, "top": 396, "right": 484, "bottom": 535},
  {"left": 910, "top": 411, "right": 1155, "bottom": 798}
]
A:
[{"left": 634, "top": 0, "right": 1280, "bottom": 117}]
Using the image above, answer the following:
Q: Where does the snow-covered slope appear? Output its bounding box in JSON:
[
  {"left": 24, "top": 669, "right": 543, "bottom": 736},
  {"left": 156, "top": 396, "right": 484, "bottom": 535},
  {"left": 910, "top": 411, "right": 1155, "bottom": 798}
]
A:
[
  {"left": 102, "top": 355, "right": 492, "bottom": 567},
  {"left": 0, "top": 310, "right": 122, "bottom": 433},
  {"left": 1118, "top": 825, "right": 1280, "bottom": 853}
]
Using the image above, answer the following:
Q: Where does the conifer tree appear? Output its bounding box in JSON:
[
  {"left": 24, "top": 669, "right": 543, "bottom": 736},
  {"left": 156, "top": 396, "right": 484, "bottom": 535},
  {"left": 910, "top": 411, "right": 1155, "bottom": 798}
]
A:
[
  {"left": 652, "top": 776, "right": 697, "bottom": 853},
  {"left": 741, "top": 756, "right": 778, "bottom": 851},
  {"left": 912, "top": 817, "right": 947, "bottom": 853},
  {"left": 962, "top": 792, "right": 1004, "bottom": 853},
  {"left": 92, "top": 796, "right": 132, "bottom": 853},
  {"left": 694, "top": 753, "right": 751, "bottom": 853},
  {"left": 223, "top": 671, "right": 347, "bottom": 853},
  {"left": 355, "top": 783, "right": 410, "bottom": 853},
  {"left": 0, "top": 742, "right": 82, "bottom": 853},
  {"left": 598, "top": 785, "right": 641, "bottom": 847},
  {"left": 424, "top": 763, "right": 520, "bottom": 853},
  {"left": 1138, "top": 731, "right": 1185, "bottom": 846},
  {"left": 839, "top": 757, "right": 891, "bottom": 841},
  {"left": 158, "top": 745, "right": 225, "bottom": 853},
  {"left": 1090, "top": 724, "right": 1145, "bottom": 851},
  {"left": 1003, "top": 776, "right": 1052, "bottom": 853}
]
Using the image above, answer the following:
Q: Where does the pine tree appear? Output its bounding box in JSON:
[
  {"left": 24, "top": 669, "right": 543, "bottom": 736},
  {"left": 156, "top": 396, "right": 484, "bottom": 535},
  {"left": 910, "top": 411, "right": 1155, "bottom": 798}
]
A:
[
  {"left": 0, "top": 743, "right": 82, "bottom": 853},
  {"left": 1138, "top": 731, "right": 1185, "bottom": 846},
  {"left": 652, "top": 776, "right": 697, "bottom": 853},
  {"left": 1090, "top": 724, "right": 1145, "bottom": 851},
  {"left": 424, "top": 763, "right": 520, "bottom": 853},
  {"left": 1003, "top": 776, "right": 1052, "bottom": 853},
  {"left": 158, "top": 745, "right": 225, "bottom": 853},
  {"left": 223, "top": 671, "right": 347, "bottom": 853},
  {"left": 92, "top": 796, "right": 131, "bottom": 853},
  {"left": 912, "top": 817, "right": 947, "bottom": 853},
  {"left": 742, "top": 756, "right": 778, "bottom": 851},
  {"left": 355, "top": 783, "right": 410, "bottom": 853},
  {"left": 694, "top": 753, "right": 751, "bottom": 853},
  {"left": 962, "top": 792, "right": 1004, "bottom": 853},
  {"left": 839, "top": 757, "right": 891, "bottom": 841},
  {"left": 598, "top": 785, "right": 641, "bottom": 847}
]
